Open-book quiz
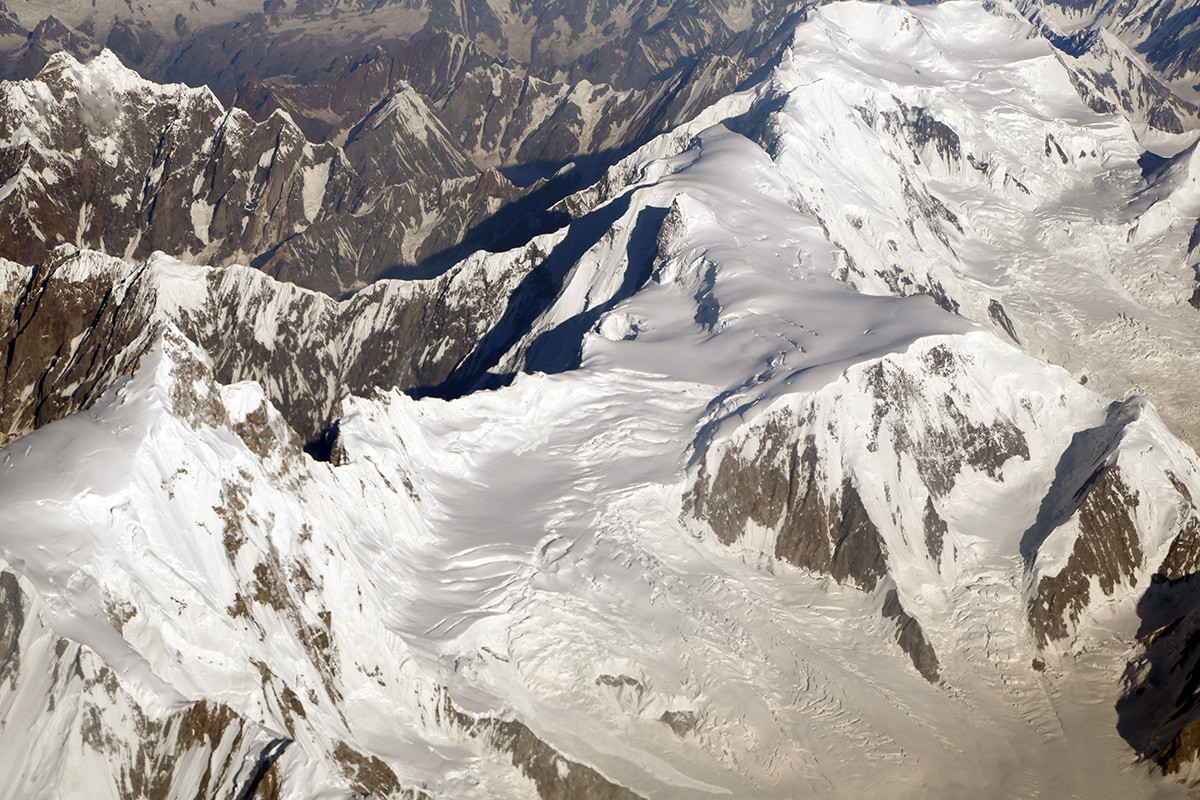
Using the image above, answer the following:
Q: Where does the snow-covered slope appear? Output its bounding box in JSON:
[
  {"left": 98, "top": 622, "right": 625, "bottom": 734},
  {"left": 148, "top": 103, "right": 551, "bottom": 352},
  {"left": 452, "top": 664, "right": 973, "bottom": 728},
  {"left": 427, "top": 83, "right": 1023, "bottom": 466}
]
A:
[
  {"left": 4, "top": 1, "right": 1200, "bottom": 797},
  {"left": 555, "top": 0, "right": 1200, "bottom": 450},
  {"left": 1014, "top": 0, "right": 1200, "bottom": 116}
]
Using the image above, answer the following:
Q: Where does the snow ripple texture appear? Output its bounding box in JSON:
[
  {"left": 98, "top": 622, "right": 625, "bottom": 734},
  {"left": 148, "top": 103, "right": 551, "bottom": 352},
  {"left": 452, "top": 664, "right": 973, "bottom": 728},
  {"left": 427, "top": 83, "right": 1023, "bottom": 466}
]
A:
[{"left": 0, "top": 2, "right": 1199, "bottom": 799}]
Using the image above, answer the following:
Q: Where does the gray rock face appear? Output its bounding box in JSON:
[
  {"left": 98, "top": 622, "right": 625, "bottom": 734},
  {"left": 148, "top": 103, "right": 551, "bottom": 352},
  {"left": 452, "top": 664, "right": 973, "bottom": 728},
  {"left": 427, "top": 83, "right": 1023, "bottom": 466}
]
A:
[
  {"left": 882, "top": 589, "right": 941, "bottom": 684},
  {"left": 438, "top": 690, "right": 646, "bottom": 800},
  {"left": 1027, "top": 464, "right": 1143, "bottom": 647},
  {"left": 1013, "top": 0, "right": 1200, "bottom": 131},
  {"left": 0, "top": 52, "right": 350, "bottom": 290},
  {"left": 0, "top": 243, "right": 542, "bottom": 445},
  {"left": 687, "top": 418, "right": 890, "bottom": 591},
  {"left": 0, "top": 51, "right": 537, "bottom": 295},
  {"left": 0, "top": 0, "right": 805, "bottom": 90},
  {"left": 0, "top": 32, "right": 774, "bottom": 296}
]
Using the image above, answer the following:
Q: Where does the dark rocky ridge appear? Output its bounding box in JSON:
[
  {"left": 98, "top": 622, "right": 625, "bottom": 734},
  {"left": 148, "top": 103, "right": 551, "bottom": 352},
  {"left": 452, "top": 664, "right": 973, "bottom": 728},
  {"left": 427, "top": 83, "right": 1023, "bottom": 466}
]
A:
[
  {"left": 684, "top": 340, "right": 1118, "bottom": 690},
  {"left": 1112, "top": 471, "right": 1200, "bottom": 780},
  {"left": 438, "top": 690, "right": 646, "bottom": 800},
  {"left": 0, "top": 51, "right": 538, "bottom": 295},
  {"left": 882, "top": 588, "right": 941, "bottom": 684},
  {"left": 686, "top": 411, "right": 890, "bottom": 592},
  {"left": 1027, "top": 464, "right": 1143, "bottom": 647},
  {"left": 0, "top": 243, "right": 545, "bottom": 445},
  {"left": 0, "top": 0, "right": 808, "bottom": 96},
  {"left": 0, "top": 22, "right": 790, "bottom": 296},
  {"left": 1013, "top": 0, "right": 1200, "bottom": 131}
]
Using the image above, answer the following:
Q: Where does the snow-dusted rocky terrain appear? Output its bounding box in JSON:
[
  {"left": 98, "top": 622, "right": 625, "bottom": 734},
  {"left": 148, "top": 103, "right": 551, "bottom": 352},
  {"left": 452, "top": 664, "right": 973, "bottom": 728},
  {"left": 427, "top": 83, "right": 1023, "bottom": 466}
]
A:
[{"left": 3, "top": 1, "right": 1200, "bottom": 798}]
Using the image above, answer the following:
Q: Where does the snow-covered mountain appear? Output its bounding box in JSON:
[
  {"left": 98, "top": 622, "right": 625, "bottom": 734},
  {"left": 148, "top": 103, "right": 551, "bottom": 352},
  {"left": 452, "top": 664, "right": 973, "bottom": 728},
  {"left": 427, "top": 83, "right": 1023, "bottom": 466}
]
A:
[
  {"left": 0, "top": 37, "right": 771, "bottom": 293},
  {"left": 1016, "top": 0, "right": 1200, "bottom": 127},
  {"left": 0, "top": 49, "right": 538, "bottom": 294},
  {"left": 3, "top": 1, "right": 1200, "bottom": 798}
]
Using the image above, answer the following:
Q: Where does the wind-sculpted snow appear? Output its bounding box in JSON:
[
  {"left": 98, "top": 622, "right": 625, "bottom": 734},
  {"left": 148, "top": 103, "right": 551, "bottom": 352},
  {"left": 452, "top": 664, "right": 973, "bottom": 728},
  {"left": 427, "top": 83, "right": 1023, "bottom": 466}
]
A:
[
  {"left": 5, "top": 1, "right": 1200, "bottom": 797},
  {"left": 4, "top": 270, "right": 1199, "bottom": 797},
  {"left": 550, "top": 0, "right": 1200, "bottom": 451}
]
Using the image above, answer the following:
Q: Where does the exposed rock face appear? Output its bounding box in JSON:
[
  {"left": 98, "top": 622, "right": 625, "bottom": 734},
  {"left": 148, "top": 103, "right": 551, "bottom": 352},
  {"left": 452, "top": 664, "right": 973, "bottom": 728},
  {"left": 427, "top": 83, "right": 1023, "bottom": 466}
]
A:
[
  {"left": 0, "top": 43, "right": 766, "bottom": 297},
  {"left": 1013, "top": 0, "right": 1200, "bottom": 131},
  {"left": 4, "top": 14, "right": 100, "bottom": 80},
  {"left": 0, "top": 569, "right": 292, "bottom": 800},
  {"left": 685, "top": 337, "right": 1039, "bottom": 677},
  {"left": 862, "top": 349, "right": 1031, "bottom": 498},
  {"left": 1111, "top": 471, "right": 1200, "bottom": 784},
  {"left": 234, "top": 32, "right": 499, "bottom": 144},
  {"left": 331, "top": 741, "right": 430, "bottom": 799},
  {"left": 1157, "top": 718, "right": 1200, "bottom": 783},
  {"left": 0, "top": 243, "right": 543, "bottom": 444},
  {"left": 882, "top": 589, "right": 941, "bottom": 684},
  {"left": 0, "top": 571, "right": 22, "bottom": 687},
  {"left": 1028, "top": 465, "right": 1143, "bottom": 646},
  {"left": 1156, "top": 515, "right": 1200, "bottom": 582},
  {"left": 1119, "top": 569, "right": 1200, "bottom": 784},
  {"left": 439, "top": 692, "right": 646, "bottom": 800},
  {"left": 241, "top": 30, "right": 752, "bottom": 174},
  {"left": 1055, "top": 31, "right": 1200, "bottom": 133},
  {"left": 923, "top": 497, "right": 948, "bottom": 564},
  {"left": 0, "top": 51, "right": 347, "bottom": 289},
  {"left": 0, "top": 50, "right": 536, "bottom": 295},
  {"left": 688, "top": 418, "right": 889, "bottom": 591},
  {"left": 0, "top": 0, "right": 807, "bottom": 94}
]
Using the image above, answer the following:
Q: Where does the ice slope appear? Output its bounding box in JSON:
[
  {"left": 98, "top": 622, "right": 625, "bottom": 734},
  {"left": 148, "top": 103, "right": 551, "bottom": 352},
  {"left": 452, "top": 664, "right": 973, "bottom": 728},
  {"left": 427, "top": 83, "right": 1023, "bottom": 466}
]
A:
[
  {"left": 4, "top": 305, "right": 1194, "bottom": 797},
  {"left": 1012, "top": 0, "right": 1200, "bottom": 108},
  {"left": 552, "top": 0, "right": 1200, "bottom": 451},
  {"left": 2, "top": 0, "right": 1200, "bottom": 797}
]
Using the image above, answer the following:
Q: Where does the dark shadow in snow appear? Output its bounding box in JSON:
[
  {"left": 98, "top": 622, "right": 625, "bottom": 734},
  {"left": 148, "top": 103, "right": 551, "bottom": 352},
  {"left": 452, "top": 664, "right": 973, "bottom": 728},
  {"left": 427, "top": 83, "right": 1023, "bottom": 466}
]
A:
[
  {"left": 377, "top": 148, "right": 632, "bottom": 283},
  {"left": 410, "top": 192, "right": 635, "bottom": 399},
  {"left": 1116, "top": 569, "right": 1200, "bottom": 767},
  {"left": 521, "top": 204, "right": 668, "bottom": 375},
  {"left": 1018, "top": 400, "right": 1138, "bottom": 566},
  {"left": 303, "top": 420, "right": 339, "bottom": 463},
  {"left": 1139, "top": 150, "right": 1172, "bottom": 182}
]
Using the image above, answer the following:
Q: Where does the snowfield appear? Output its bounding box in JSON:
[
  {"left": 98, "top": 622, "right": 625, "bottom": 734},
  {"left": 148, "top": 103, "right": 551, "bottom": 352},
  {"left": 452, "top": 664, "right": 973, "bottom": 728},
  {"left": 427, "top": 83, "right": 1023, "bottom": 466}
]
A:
[{"left": 1, "top": 1, "right": 1200, "bottom": 798}]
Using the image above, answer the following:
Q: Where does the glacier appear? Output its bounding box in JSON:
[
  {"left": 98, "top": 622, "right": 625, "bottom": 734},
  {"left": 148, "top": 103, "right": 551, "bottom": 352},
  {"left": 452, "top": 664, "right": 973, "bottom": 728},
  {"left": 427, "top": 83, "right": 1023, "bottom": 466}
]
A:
[{"left": 1, "top": 1, "right": 1200, "bottom": 798}]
